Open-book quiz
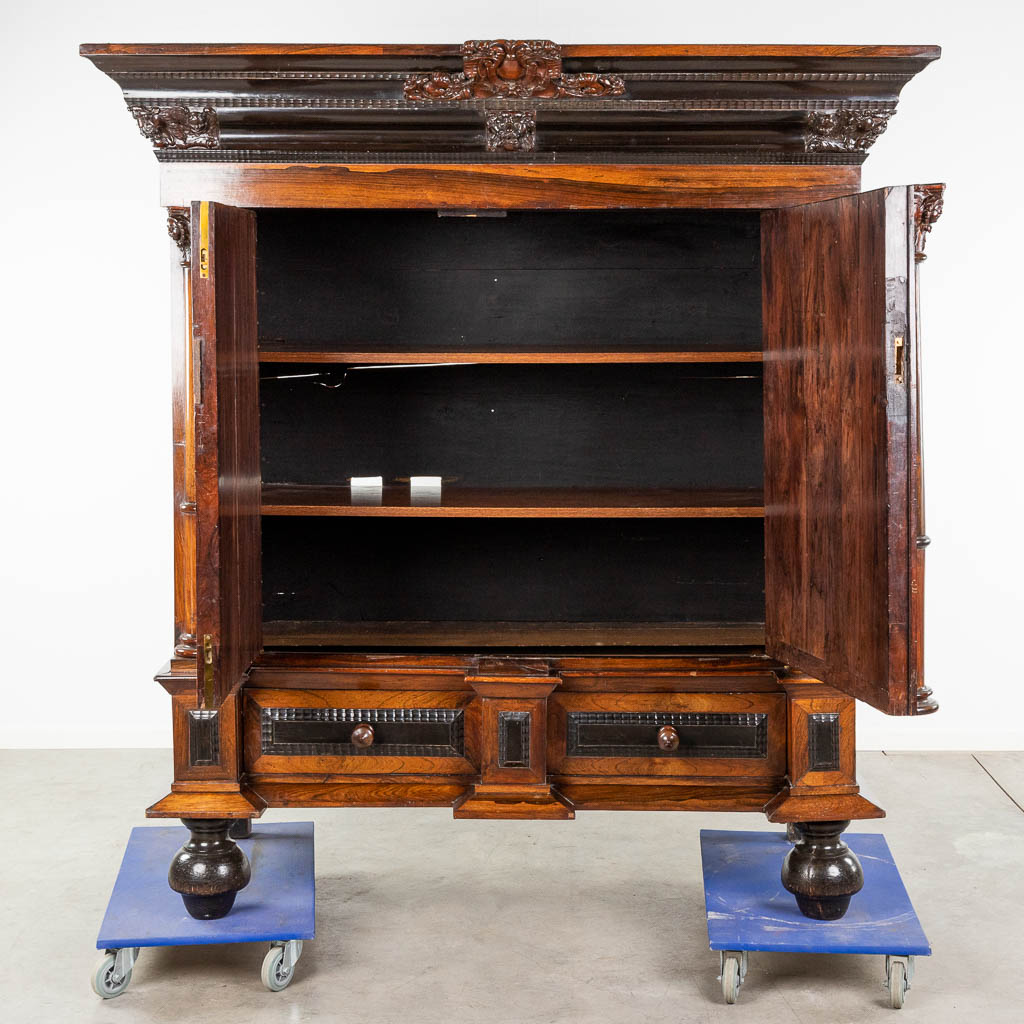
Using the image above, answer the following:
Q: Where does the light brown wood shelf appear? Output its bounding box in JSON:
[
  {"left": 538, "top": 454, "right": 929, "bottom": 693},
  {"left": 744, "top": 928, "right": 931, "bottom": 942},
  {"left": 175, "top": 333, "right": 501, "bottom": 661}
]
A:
[
  {"left": 263, "top": 620, "right": 767, "bottom": 648},
  {"left": 258, "top": 349, "right": 763, "bottom": 365},
  {"left": 261, "top": 485, "right": 765, "bottom": 518}
]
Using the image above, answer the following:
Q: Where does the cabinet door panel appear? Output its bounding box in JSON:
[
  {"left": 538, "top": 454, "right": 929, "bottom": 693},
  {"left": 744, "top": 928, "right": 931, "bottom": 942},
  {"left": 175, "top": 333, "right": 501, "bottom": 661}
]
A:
[
  {"left": 762, "top": 186, "right": 933, "bottom": 716},
  {"left": 192, "top": 200, "right": 261, "bottom": 707}
]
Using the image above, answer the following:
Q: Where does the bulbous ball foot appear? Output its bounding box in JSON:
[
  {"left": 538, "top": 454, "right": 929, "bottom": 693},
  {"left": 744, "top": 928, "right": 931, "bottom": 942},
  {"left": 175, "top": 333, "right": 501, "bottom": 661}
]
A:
[
  {"left": 793, "top": 893, "right": 852, "bottom": 921},
  {"left": 182, "top": 891, "right": 239, "bottom": 920},
  {"left": 169, "top": 818, "right": 251, "bottom": 920},
  {"left": 781, "top": 820, "right": 863, "bottom": 921}
]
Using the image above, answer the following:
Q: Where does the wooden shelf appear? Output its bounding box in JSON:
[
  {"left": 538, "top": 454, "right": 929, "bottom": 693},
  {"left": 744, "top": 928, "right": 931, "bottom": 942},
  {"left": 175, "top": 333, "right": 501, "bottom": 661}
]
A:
[
  {"left": 258, "top": 349, "right": 763, "bottom": 365},
  {"left": 263, "top": 620, "right": 766, "bottom": 648},
  {"left": 261, "top": 485, "right": 765, "bottom": 518}
]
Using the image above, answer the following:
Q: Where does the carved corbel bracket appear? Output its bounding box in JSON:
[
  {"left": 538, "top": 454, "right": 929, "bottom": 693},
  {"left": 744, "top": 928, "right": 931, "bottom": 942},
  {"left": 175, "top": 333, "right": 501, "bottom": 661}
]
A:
[
  {"left": 804, "top": 109, "right": 894, "bottom": 153},
  {"left": 913, "top": 183, "right": 945, "bottom": 262},
  {"left": 129, "top": 103, "right": 219, "bottom": 149},
  {"left": 404, "top": 39, "right": 625, "bottom": 101},
  {"left": 167, "top": 209, "right": 191, "bottom": 266}
]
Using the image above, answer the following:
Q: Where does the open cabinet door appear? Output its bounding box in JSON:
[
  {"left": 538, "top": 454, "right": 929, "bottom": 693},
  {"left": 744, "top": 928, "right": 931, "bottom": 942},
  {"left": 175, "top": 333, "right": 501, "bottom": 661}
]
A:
[
  {"left": 762, "top": 185, "right": 938, "bottom": 716},
  {"left": 191, "top": 201, "right": 261, "bottom": 708}
]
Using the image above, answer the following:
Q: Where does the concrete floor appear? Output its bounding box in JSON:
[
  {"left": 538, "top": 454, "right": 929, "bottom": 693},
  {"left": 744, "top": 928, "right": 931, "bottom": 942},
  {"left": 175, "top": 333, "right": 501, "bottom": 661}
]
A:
[{"left": 3, "top": 750, "right": 1023, "bottom": 1022}]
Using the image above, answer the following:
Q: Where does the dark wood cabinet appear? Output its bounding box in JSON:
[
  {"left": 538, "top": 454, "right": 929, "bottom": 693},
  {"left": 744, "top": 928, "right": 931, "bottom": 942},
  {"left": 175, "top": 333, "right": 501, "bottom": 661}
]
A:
[{"left": 83, "top": 39, "right": 943, "bottom": 922}]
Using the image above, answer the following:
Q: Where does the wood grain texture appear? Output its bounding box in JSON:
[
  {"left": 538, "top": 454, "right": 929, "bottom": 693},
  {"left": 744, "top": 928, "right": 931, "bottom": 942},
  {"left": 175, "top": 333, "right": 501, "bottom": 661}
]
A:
[
  {"left": 192, "top": 201, "right": 262, "bottom": 707},
  {"left": 161, "top": 164, "right": 862, "bottom": 211},
  {"left": 762, "top": 186, "right": 921, "bottom": 715},
  {"left": 261, "top": 485, "right": 765, "bottom": 518}
]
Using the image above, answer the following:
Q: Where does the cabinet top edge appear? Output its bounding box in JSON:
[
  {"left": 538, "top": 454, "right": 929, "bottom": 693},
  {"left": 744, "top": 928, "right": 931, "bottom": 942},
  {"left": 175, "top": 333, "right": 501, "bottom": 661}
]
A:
[{"left": 79, "top": 43, "right": 941, "bottom": 59}]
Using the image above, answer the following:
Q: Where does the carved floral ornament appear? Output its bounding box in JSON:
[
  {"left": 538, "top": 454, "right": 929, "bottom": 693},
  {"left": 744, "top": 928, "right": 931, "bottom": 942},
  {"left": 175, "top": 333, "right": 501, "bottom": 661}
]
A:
[
  {"left": 404, "top": 39, "right": 626, "bottom": 100},
  {"left": 129, "top": 103, "right": 219, "bottom": 148},
  {"left": 486, "top": 111, "right": 536, "bottom": 152},
  {"left": 804, "top": 109, "right": 893, "bottom": 153}
]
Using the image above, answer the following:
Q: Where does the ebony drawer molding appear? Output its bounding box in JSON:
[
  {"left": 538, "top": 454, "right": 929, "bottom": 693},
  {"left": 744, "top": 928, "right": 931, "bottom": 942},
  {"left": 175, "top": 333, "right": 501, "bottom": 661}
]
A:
[
  {"left": 244, "top": 689, "right": 478, "bottom": 776},
  {"left": 261, "top": 706, "right": 465, "bottom": 758},
  {"left": 566, "top": 711, "right": 768, "bottom": 759},
  {"left": 549, "top": 691, "right": 786, "bottom": 779}
]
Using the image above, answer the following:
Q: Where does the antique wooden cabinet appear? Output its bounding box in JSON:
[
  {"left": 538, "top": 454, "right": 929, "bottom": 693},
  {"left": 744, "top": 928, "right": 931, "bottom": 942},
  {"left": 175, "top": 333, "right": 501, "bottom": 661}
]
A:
[{"left": 83, "top": 40, "right": 943, "bottom": 923}]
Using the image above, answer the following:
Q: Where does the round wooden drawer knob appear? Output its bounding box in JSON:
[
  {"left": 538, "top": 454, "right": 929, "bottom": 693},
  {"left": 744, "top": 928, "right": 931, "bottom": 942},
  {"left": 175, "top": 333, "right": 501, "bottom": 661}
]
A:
[
  {"left": 657, "top": 725, "right": 680, "bottom": 751},
  {"left": 350, "top": 723, "right": 375, "bottom": 748}
]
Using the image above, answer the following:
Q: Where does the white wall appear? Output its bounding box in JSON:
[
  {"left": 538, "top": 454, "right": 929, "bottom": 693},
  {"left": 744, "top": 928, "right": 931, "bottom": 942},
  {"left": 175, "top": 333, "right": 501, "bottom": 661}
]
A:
[{"left": 1, "top": 1, "right": 1021, "bottom": 749}]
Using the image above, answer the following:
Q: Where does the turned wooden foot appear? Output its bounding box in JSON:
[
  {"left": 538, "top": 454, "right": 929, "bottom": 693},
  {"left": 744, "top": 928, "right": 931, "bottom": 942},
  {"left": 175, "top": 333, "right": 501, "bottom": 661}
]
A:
[
  {"left": 781, "top": 820, "right": 863, "bottom": 920},
  {"left": 169, "top": 819, "right": 251, "bottom": 919},
  {"left": 229, "top": 819, "right": 253, "bottom": 840}
]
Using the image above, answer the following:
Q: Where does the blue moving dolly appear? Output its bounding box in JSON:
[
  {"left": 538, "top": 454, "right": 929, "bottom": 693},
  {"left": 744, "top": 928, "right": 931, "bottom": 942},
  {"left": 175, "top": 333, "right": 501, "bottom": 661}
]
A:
[
  {"left": 700, "top": 829, "right": 931, "bottom": 1009},
  {"left": 92, "top": 821, "right": 315, "bottom": 997}
]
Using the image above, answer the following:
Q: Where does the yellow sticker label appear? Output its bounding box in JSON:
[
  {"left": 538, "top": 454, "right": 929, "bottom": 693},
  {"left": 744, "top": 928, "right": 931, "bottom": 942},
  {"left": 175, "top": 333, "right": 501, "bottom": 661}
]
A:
[{"left": 198, "top": 201, "right": 210, "bottom": 278}]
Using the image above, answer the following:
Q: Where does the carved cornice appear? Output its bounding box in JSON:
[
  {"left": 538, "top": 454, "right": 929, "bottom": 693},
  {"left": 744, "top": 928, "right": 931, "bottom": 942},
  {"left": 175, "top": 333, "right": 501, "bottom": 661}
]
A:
[
  {"left": 404, "top": 39, "right": 626, "bottom": 100},
  {"left": 84, "top": 45, "right": 940, "bottom": 164},
  {"left": 166, "top": 209, "right": 191, "bottom": 265},
  {"left": 913, "top": 183, "right": 945, "bottom": 262},
  {"left": 128, "top": 104, "right": 219, "bottom": 148},
  {"left": 485, "top": 111, "right": 536, "bottom": 152},
  {"left": 804, "top": 109, "right": 893, "bottom": 153}
]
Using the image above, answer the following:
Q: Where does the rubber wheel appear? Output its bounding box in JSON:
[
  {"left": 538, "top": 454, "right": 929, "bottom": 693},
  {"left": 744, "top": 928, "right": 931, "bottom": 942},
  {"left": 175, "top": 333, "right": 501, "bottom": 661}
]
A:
[
  {"left": 721, "top": 956, "right": 741, "bottom": 1004},
  {"left": 888, "top": 960, "right": 907, "bottom": 1009},
  {"left": 91, "top": 952, "right": 132, "bottom": 999},
  {"left": 261, "top": 946, "right": 294, "bottom": 992}
]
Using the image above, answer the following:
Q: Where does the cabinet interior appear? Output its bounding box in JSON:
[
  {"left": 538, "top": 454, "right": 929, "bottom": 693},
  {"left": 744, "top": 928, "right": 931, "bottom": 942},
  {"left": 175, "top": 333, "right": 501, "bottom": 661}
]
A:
[{"left": 256, "top": 208, "right": 766, "bottom": 650}]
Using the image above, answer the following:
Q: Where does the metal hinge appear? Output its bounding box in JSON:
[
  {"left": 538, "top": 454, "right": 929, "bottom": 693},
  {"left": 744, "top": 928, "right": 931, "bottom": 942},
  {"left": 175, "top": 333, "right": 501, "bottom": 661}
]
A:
[
  {"left": 202, "top": 633, "right": 215, "bottom": 707},
  {"left": 198, "top": 201, "right": 210, "bottom": 278},
  {"left": 894, "top": 334, "right": 905, "bottom": 384}
]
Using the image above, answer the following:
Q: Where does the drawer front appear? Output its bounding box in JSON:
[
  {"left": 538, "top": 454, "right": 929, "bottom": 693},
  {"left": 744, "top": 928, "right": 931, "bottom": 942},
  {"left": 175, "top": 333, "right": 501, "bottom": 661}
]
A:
[
  {"left": 549, "top": 691, "right": 785, "bottom": 778},
  {"left": 245, "top": 689, "right": 478, "bottom": 775}
]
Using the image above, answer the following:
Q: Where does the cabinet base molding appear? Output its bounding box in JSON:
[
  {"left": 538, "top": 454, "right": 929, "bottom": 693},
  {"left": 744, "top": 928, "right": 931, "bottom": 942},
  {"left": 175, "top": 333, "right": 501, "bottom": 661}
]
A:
[
  {"left": 453, "top": 784, "right": 575, "bottom": 820},
  {"left": 763, "top": 788, "right": 885, "bottom": 823},
  {"left": 146, "top": 789, "right": 265, "bottom": 820}
]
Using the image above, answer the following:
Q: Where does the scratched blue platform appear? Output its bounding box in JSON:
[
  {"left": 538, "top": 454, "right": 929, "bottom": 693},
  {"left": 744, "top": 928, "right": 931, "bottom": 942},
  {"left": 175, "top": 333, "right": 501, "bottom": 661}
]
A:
[
  {"left": 701, "top": 830, "right": 930, "bottom": 956},
  {"left": 97, "top": 822, "right": 315, "bottom": 949}
]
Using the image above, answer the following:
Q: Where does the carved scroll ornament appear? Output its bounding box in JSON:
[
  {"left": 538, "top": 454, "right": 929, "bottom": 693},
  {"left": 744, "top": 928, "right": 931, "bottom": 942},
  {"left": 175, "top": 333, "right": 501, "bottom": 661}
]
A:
[
  {"left": 913, "top": 183, "right": 945, "bottom": 262},
  {"left": 129, "top": 104, "right": 219, "bottom": 148},
  {"left": 404, "top": 39, "right": 625, "bottom": 100},
  {"left": 804, "top": 109, "right": 893, "bottom": 153}
]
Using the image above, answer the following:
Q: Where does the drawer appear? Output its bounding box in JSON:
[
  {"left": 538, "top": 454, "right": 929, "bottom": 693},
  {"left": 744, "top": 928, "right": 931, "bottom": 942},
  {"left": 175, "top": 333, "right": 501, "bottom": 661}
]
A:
[
  {"left": 548, "top": 691, "right": 785, "bottom": 778},
  {"left": 244, "top": 689, "right": 478, "bottom": 775}
]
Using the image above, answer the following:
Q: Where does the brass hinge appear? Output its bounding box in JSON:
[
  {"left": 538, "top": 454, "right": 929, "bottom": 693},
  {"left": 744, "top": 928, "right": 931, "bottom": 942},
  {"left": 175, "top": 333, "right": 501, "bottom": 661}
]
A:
[
  {"left": 894, "top": 335, "right": 905, "bottom": 384},
  {"left": 202, "top": 633, "right": 215, "bottom": 707},
  {"left": 198, "top": 201, "right": 210, "bottom": 278}
]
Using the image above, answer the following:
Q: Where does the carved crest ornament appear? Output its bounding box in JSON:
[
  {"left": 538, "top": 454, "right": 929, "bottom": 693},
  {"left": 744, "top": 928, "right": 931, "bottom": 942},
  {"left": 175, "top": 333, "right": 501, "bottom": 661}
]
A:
[
  {"left": 128, "top": 104, "right": 219, "bottom": 148},
  {"left": 805, "top": 109, "right": 893, "bottom": 153},
  {"left": 404, "top": 39, "right": 626, "bottom": 100}
]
